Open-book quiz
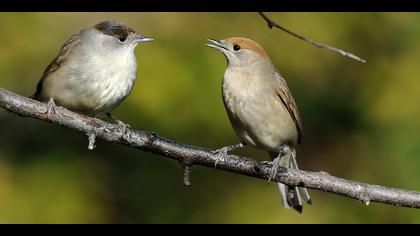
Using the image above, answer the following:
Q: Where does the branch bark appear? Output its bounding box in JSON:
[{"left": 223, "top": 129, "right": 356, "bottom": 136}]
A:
[
  {"left": 1, "top": 87, "right": 420, "bottom": 209},
  {"left": 258, "top": 12, "right": 367, "bottom": 63}
]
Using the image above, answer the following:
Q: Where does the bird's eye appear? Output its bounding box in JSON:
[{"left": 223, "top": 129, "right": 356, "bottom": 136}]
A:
[
  {"left": 118, "top": 36, "right": 127, "bottom": 43},
  {"left": 233, "top": 45, "right": 241, "bottom": 51}
]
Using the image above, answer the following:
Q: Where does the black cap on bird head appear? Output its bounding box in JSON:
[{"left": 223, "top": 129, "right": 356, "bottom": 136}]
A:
[{"left": 95, "top": 21, "right": 137, "bottom": 42}]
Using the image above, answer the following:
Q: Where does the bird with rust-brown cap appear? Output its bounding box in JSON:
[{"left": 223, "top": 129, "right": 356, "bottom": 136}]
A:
[{"left": 206, "top": 37, "right": 311, "bottom": 213}]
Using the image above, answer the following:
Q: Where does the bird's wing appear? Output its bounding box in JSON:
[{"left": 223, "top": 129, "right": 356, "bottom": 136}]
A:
[
  {"left": 31, "top": 33, "right": 81, "bottom": 99},
  {"left": 273, "top": 71, "right": 304, "bottom": 144}
]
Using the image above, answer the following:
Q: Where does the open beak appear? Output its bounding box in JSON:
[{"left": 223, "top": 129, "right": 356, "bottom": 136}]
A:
[
  {"left": 135, "top": 35, "right": 154, "bottom": 43},
  {"left": 206, "top": 38, "right": 228, "bottom": 51}
]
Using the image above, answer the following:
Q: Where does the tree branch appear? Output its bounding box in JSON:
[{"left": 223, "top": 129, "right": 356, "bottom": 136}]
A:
[
  {"left": 258, "top": 12, "right": 367, "bottom": 63},
  {"left": 1, "top": 87, "right": 420, "bottom": 209}
]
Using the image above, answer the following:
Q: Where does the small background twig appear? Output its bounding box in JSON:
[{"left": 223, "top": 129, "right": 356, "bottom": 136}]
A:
[{"left": 258, "top": 12, "right": 366, "bottom": 63}]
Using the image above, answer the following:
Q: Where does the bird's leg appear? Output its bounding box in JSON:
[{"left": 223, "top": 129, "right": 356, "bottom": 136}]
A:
[
  {"left": 268, "top": 144, "right": 290, "bottom": 182},
  {"left": 46, "top": 98, "right": 56, "bottom": 119},
  {"left": 213, "top": 142, "right": 246, "bottom": 167},
  {"left": 107, "top": 112, "right": 131, "bottom": 136},
  {"left": 107, "top": 113, "right": 131, "bottom": 128}
]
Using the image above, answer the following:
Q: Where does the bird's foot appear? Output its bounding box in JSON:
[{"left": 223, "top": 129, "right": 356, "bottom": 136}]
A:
[
  {"left": 107, "top": 113, "right": 131, "bottom": 132},
  {"left": 115, "top": 119, "right": 131, "bottom": 136},
  {"left": 212, "top": 143, "right": 245, "bottom": 168},
  {"left": 45, "top": 98, "right": 56, "bottom": 119},
  {"left": 114, "top": 119, "right": 131, "bottom": 128},
  {"left": 212, "top": 146, "right": 229, "bottom": 168},
  {"left": 268, "top": 145, "right": 289, "bottom": 182},
  {"left": 268, "top": 157, "right": 281, "bottom": 182},
  {"left": 260, "top": 161, "right": 273, "bottom": 166}
]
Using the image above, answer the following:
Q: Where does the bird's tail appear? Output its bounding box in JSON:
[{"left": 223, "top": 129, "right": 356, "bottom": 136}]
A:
[{"left": 270, "top": 149, "right": 311, "bottom": 213}]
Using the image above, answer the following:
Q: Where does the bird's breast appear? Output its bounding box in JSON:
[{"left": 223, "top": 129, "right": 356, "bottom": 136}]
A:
[
  {"left": 222, "top": 68, "right": 298, "bottom": 150},
  {"left": 45, "top": 48, "right": 138, "bottom": 117},
  {"left": 79, "top": 51, "right": 137, "bottom": 115}
]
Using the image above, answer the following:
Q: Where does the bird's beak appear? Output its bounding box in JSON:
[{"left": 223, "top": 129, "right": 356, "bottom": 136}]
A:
[
  {"left": 134, "top": 35, "right": 154, "bottom": 43},
  {"left": 206, "top": 38, "right": 228, "bottom": 51}
]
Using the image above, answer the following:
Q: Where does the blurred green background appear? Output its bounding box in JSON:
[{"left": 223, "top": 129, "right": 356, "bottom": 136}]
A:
[{"left": 0, "top": 12, "right": 420, "bottom": 223}]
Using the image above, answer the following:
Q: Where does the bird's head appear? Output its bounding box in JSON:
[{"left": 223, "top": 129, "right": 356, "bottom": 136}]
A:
[
  {"left": 84, "top": 21, "right": 153, "bottom": 51},
  {"left": 206, "top": 37, "right": 270, "bottom": 66}
]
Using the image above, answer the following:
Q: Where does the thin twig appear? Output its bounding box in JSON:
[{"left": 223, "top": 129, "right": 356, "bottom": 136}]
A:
[
  {"left": 88, "top": 133, "right": 96, "bottom": 150},
  {"left": 183, "top": 166, "right": 192, "bottom": 187},
  {"left": 1, "top": 87, "right": 420, "bottom": 209},
  {"left": 258, "top": 12, "right": 367, "bottom": 63}
]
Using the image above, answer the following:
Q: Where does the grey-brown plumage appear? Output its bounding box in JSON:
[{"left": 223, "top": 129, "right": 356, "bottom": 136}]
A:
[
  {"left": 207, "top": 37, "right": 311, "bottom": 213},
  {"left": 32, "top": 33, "right": 80, "bottom": 101},
  {"left": 32, "top": 21, "right": 153, "bottom": 119},
  {"left": 273, "top": 71, "right": 304, "bottom": 145}
]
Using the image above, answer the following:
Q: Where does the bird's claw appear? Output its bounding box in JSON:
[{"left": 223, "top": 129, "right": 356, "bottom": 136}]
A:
[
  {"left": 260, "top": 161, "right": 273, "bottom": 166},
  {"left": 213, "top": 147, "right": 228, "bottom": 168},
  {"left": 46, "top": 98, "right": 56, "bottom": 119},
  {"left": 268, "top": 157, "right": 281, "bottom": 183},
  {"left": 112, "top": 119, "right": 131, "bottom": 135},
  {"left": 107, "top": 113, "right": 131, "bottom": 129},
  {"left": 115, "top": 119, "right": 131, "bottom": 128},
  {"left": 268, "top": 164, "right": 279, "bottom": 182}
]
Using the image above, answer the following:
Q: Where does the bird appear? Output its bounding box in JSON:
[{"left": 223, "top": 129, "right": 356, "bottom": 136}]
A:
[
  {"left": 206, "top": 37, "right": 311, "bottom": 213},
  {"left": 31, "top": 21, "right": 154, "bottom": 125}
]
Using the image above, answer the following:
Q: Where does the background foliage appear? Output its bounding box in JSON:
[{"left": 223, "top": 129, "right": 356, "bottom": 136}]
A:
[{"left": 1, "top": 12, "right": 420, "bottom": 223}]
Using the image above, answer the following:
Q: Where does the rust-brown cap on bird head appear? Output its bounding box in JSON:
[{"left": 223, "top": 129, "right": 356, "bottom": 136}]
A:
[{"left": 206, "top": 37, "right": 269, "bottom": 66}]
